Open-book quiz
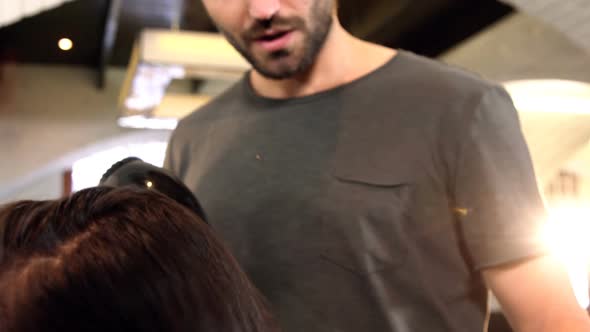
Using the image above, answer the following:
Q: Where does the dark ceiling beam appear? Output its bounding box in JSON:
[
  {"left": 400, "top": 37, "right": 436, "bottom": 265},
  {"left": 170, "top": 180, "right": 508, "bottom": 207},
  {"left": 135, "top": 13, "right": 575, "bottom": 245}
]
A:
[
  {"left": 97, "top": 0, "right": 122, "bottom": 89},
  {"left": 343, "top": 0, "right": 410, "bottom": 40},
  {"left": 385, "top": 0, "right": 513, "bottom": 57},
  {"left": 358, "top": 0, "right": 454, "bottom": 48}
]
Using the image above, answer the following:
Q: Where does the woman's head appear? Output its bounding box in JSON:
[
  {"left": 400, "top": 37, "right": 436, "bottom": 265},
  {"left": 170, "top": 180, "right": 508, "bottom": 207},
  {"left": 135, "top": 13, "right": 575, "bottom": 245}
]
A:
[{"left": 0, "top": 187, "right": 277, "bottom": 332}]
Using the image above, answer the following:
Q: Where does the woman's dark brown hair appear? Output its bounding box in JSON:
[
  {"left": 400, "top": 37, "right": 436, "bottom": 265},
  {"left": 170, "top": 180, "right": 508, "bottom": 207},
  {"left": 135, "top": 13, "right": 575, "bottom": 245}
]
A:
[{"left": 0, "top": 187, "right": 278, "bottom": 332}]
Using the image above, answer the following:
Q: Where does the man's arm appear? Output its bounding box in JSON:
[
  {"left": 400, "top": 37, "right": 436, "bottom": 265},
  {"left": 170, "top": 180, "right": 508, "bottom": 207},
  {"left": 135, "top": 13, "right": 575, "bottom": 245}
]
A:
[{"left": 483, "top": 255, "right": 590, "bottom": 332}]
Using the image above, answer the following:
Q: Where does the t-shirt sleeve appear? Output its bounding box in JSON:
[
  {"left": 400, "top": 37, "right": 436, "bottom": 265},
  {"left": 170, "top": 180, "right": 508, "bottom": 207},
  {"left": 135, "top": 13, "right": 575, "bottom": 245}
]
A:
[
  {"left": 452, "top": 85, "right": 549, "bottom": 270},
  {"left": 163, "top": 132, "right": 176, "bottom": 172},
  {"left": 163, "top": 126, "right": 185, "bottom": 176}
]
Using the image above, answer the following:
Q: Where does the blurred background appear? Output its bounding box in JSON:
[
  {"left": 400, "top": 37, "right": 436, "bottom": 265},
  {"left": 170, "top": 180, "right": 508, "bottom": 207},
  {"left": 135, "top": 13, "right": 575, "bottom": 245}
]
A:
[{"left": 1, "top": 1, "right": 590, "bottom": 330}]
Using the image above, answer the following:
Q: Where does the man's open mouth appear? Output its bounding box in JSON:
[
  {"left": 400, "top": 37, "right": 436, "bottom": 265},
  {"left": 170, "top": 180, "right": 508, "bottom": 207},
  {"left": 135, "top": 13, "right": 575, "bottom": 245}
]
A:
[
  {"left": 252, "top": 30, "right": 295, "bottom": 52},
  {"left": 256, "top": 31, "right": 290, "bottom": 42}
]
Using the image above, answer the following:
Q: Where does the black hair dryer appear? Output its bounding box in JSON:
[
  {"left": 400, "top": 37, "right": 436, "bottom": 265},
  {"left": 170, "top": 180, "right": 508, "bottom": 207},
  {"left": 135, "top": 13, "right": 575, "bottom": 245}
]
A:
[{"left": 99, "top": 157, "right": 207, "bottom": 223}]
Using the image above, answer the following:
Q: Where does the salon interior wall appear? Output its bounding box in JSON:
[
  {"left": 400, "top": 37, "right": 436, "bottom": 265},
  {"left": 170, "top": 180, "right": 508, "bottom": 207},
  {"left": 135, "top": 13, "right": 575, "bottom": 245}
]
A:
[
  {"left": 0, "top": 64, "right": 136, "bottom": 203},
  {"left": 0, "top": 63, "right": 226, "bottom": 204},
  {"left": 0, "top": 173, "right": 62, "bottom": 205}
]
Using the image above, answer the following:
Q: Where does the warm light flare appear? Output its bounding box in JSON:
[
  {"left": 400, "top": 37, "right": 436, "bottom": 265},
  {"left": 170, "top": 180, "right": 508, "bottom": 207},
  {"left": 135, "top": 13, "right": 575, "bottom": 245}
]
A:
[{"left": 541, "top": 204, "right": 590, "bottom": 308}]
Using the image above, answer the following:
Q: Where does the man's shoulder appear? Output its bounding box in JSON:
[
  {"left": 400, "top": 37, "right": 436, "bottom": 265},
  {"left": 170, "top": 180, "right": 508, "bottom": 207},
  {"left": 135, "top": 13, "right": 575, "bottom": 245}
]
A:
[
  {"left": 394, "top": 51, "right": 497, "bottom": 100},
  {"left": 374, "top": 51, "right": 511, "bottom": 128},
  {"left": 352, "top": 51, "right": 513, "bottom": 144}
]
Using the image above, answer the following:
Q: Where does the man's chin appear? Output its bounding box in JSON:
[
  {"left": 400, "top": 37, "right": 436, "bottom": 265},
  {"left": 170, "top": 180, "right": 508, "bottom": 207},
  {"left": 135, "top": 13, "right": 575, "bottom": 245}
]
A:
[
  {"left": 255, "top": 67, "right": 298, "bottom": 80},
  {"left": 252, "top": 58, "right": 304, "bottom": 80}
]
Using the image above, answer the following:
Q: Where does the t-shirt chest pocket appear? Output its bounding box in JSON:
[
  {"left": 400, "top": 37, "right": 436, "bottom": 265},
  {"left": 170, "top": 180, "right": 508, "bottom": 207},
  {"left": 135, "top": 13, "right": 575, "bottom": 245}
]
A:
[{"left": 316, "top": 159, "right": 414, "bottom": 276}]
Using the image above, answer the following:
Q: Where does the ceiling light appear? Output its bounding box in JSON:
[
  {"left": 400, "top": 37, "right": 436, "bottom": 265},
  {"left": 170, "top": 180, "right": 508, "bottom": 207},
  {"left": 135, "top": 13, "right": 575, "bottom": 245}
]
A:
[{"left": 58, "top": 38, "right": 73, "bottom": 51}]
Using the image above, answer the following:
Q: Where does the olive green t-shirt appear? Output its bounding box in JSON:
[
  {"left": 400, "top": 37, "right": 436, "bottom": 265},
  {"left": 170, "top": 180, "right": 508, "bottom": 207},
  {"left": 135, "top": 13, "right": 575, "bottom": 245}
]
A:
[{"left": 165, "top": 51, "right": 547, "bottom": 331}]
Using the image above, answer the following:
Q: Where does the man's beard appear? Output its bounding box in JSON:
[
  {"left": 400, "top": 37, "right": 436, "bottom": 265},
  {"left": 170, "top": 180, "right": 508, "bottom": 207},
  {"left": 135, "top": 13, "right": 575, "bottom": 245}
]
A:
[{"left": 220, "top": 3, "right": 333, "bottom": 80}]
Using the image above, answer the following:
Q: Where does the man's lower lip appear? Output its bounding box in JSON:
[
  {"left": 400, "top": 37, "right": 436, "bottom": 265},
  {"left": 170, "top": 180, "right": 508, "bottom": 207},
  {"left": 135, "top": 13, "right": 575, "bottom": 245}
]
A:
[{"left": 254, "top": 31, "right": 294, "bottom": 52}]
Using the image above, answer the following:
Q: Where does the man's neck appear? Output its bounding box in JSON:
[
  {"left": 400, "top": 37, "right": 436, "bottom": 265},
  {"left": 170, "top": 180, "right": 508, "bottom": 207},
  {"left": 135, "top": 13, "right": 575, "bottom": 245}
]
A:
[{"left": 249, "top": 21, "right": 397, "bottom": 99}]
